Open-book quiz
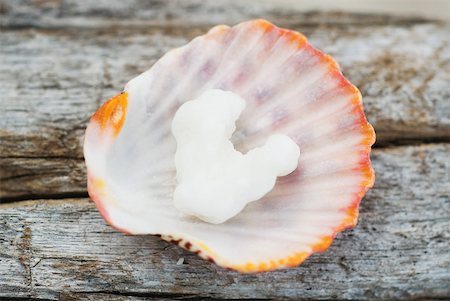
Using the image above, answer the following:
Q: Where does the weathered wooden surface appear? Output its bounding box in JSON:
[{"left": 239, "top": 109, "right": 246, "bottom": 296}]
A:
[
  {"left": 1, "top": 1, "right": 449, "bottom": 300},
  {"left": 1, "top": 144, "right": 449, "bottom": 300},
  {"left": 1, "top": 11, "right": 449, "bottom": 199},
  {"left": 0, "top": 0, "right": 437, "bottom": 28}
]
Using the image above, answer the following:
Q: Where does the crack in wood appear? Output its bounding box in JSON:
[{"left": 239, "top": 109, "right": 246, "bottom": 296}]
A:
[
  {"left": 374, "top": 137, "right": 450, "bottom": 148},
  {"left": 16, "top": 225, "right": 33, "bottom": 295},
  {"left": 0, "top": 192, "right": 89, "bottom": 203},
  {"left": 0, "top": 296, "right": 55, "bottom": 301}
]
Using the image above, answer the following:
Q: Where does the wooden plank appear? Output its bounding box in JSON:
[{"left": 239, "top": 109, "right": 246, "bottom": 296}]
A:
[
  {"left": 0, "top": 157, "right": 86, "bottom": 200},
  {"left": 1, "top": 20, "right": 449, "bottom": 199},
  {"left": 0, "top": 0, "right": 434, "bottom": 29},
  {"left": 1, "top": 144, "right": 449, "bottom": 300}
]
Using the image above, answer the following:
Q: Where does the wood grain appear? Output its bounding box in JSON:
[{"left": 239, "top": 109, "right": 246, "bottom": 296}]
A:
[
  {"left": 0, "top": 2, "right": 449, "bottom": 299},
  {"left": 1, "top": 144, "right": 449, "bottom": 300},
  {"left": 0, "top": 0, "right": 433, "bottom": 29},
  {"left": 1, "top": 20, "right": 449, "bottom": 199}
]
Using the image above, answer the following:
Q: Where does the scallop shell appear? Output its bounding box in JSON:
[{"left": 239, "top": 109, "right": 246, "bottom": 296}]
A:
[{"left": 84, "top": 19, "right": 375, "bottom": 272}]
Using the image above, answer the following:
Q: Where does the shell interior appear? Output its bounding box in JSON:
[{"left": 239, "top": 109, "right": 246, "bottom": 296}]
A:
[{"left": 84, "top": 19, "right": 375, "bottom": 272}]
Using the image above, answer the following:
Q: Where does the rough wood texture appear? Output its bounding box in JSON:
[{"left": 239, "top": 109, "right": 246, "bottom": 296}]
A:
[
  {"left": 1, "top": 144, "right": 449, "bottom": 300},
  {"left": 0, "top": 0, "right": 434, "bottom": 28},
  {"left": 1, "top": 1, "right": 449, "bottom": 299},
  {"left": 1, "top": 16, "right": 449, "bottom": 199}
]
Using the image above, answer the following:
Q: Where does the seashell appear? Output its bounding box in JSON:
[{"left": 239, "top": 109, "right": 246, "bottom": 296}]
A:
[{"left": 84, "top": 19, "right": 375, "bottom": 272}]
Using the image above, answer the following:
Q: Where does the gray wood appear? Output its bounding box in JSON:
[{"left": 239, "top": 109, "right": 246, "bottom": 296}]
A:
[
  {"left": 1, "top": 144, "right": 449, "bottom": 300},
  {"left": 1, "top": 19, "right": 449, "bottom": 199},
  {"left": 0, "top": 0, "right": 433, "bottom": 29},
  {"left": 0, "top": 1, "right": 449, "bottom": 299}
]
